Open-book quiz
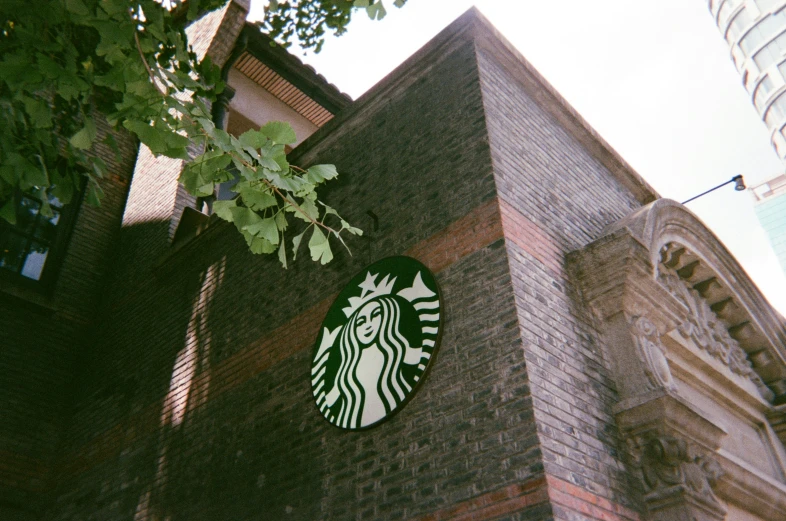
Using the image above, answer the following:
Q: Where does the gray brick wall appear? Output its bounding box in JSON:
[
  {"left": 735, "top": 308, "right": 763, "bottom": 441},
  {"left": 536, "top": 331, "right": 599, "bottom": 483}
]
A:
[
  {"left": 48, "top": 33, "right": 548, "bottom": 521},
  {"left": 476, "top": 42, "right": 644, "bottom": 517},
  {"left": 0, "top": 116, "right": 138, "bottom": 521},
  {"left": 26, "top": 10, "right": 658, "bottom": 521}
]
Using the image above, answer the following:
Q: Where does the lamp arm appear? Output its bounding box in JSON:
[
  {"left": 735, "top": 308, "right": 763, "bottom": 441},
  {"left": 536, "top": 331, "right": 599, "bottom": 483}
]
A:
[{"left": 681, "top": 175, "right": 743, "bottom": 204}]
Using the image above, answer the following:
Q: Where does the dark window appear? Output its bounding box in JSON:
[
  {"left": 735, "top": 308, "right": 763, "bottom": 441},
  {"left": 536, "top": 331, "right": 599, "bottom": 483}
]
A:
[
  {"left": 0, "top": 189, "right": 79, "bottom": 289},
  {"left": 216, "top": 165, "right": 241, "bottom": 201}
]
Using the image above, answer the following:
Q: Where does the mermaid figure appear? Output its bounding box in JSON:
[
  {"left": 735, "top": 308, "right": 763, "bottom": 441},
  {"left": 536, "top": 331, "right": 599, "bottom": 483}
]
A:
[{"left": 323, "top": 295, "right": 424, "bottom": 428}]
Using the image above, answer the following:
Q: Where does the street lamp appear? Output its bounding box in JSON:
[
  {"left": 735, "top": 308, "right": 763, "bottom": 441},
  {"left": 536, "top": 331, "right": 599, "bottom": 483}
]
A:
[{"left": 681, "top": 175, "right": 746, "bottom": 204}]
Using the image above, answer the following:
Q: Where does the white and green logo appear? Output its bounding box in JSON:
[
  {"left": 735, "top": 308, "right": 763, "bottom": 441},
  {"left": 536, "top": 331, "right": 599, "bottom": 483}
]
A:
[{"left": 311, "top": 256, "right": 442, "bottom": 430}]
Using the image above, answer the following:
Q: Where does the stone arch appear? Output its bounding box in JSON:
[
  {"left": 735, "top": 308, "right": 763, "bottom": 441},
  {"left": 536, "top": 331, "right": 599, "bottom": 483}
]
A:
[{"left": 604, "top": 198, "right": 786, "bottom": 402}]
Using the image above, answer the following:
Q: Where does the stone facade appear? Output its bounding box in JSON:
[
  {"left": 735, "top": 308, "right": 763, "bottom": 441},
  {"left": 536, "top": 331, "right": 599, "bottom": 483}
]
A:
[{"left": 2, "top": 4, "right": 786, "bottom": 521}]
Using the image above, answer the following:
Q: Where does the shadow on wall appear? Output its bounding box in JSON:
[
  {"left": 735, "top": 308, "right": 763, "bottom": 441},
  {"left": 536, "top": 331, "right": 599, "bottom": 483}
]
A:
[
  {"left": 43, "top": 218, "right": 223, "bottom": 521},
  {"left": 133, "top": 258, "right": 224, "bottom": 521},
  {"left": 101, "top": 217, "right": 337, "bottom": 521},
  {"left": 46, "top": 210, "right": 354, "bottom": 521}
]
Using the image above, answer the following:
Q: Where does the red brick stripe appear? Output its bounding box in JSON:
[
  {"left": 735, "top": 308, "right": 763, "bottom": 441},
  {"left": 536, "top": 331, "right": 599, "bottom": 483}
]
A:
[
  {"left": 498, "top": 198, "right": 563, "bottom": 277},
  {"left": 414, "top": 476, "right": 640, "bottom": 521},
  {"left": 413, "top": 477, "right": 549, "bottom": 521},
  {"left": 406, "top": 197, "right": 503, "bottom": 273},
  {"left": 210, "top": 294, "right": 334, "bottom": 396},
  {"left": 546, "top": 476, "right": 640, "bottom": 521}
]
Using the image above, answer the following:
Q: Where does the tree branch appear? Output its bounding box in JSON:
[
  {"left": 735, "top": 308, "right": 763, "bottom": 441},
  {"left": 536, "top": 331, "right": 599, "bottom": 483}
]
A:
[{"left": 134, "top": 30, "right": 168, "bottom": 97}]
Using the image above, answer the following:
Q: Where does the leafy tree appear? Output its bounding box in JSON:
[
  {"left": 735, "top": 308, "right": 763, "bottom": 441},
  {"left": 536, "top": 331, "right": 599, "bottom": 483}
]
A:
[
  {"left": 0, "top": 0, "right": 406, "bottom": 266},
  {"left": 262, "top": 0, "right": 407, "bottom": 53}
]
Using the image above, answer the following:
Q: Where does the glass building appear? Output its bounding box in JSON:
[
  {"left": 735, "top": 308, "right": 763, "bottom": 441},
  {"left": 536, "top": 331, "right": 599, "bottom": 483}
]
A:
[
  {"left": 709, "top": 0, "right": 786, "bottom": 161},
  {"left": 751, "top": 173, "right": 786, "bottom": 272}
]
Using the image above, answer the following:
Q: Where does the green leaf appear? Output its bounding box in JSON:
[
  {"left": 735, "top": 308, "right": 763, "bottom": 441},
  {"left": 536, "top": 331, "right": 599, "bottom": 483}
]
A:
[
  {"left": 277, "top": 240, "right": 287, "bottom": 269},
  {"left": 213, "top": 199, "right": 237, "bottom": 221},
  {"left": 239, "top": 187, "right": 277, "bottom": 211},
  {"left": 99, "top": 0, "right": 127, "bottom": 16},
  {"left": 22, "top": 97, "right": 52, "bottom": 129},
  {"left": 245, "top": 217, "right": 279, "bottom": 245},
  {"left": 259, "top": 121, "right": 297, "bottom": 145},
  {"left": 65, "top": 0, "right": 90, "bottom": 16},
  {"left": 190, "top": 150, "right": 232, "bottom": 176},
  {"left": 393, "top": 0, "right": 406, "bottom": 7},
  {"left": 123, "top": 120, "right": 190, "bottom": 157},
  {"left": 341, "top": 220, "right": 363, "bottom": 235},
  {"left": 38, "top": 193, "right": 54, "bottom": 219},
  {"left": 229, "top": 206, "right": 262, "bottom": 232},
  {"left": 244, "top": 233, "right": 277, "bottom": 254},
  {"left": 308, "top": 227, "right": 333, "bottom": 264},
  {"left": 0, "top": 166, "right": 17, "bottom": 185},
  {"left": 9, "top": 154, "right": 48, "bottom": 189},
  {"left": 232, "top": 162, "right": 260, "bottom": 181},
  {"left": 0, "top": 199, "right": 17, "bottom": 225},
  {"left": 102, "top": 134, "right": 121, "bottom": 162},
  {"left": 306, "top": 164, "right": 338, "bottom": 184},
  {"left": 366, "top": 2, "right": 387, "bottom": 20},
  {"left": 292, "top": 229, "right": 306, "bottom": 261},
  {"left": 354, "top": 0, "right": 370, "bottom": 6},
  {"left": 301, "top": 197, "right": 319, "bottom": 220},
  {"left": 51, "top": 174, "right": 75, "bottom": 205},
  {"left": 91, "top": 157, "right": 108, "bottom": 178},
  {"left": 212, "top": 128, "right": 233, "bottom": 151},
  {"left": 271, "top": 150, "right": 289, "bottom": 172},
  {"left": 87, "top": 180, "right": 104, "bottom": 206},
  {"left": 259, "top": 156, "right": 282, "bottom": 172},
  {"left": 275, "top": 211, "right": 288, "bottom": 231},
  {"left": 125, "top": 80, "right": 154, "bottom": 96},
  {"left": 179, "top": 158, "right": 219, "bottom": 196},
  {"left": 238, "top": 128, "right": 268, "bottom": 149},
  {"left": 70, "top": 118, "right": 97, "bottom": 150}
]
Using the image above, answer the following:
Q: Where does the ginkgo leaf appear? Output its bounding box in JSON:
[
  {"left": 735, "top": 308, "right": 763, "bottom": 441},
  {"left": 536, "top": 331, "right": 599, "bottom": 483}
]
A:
[{"left": 308, "top": 227, "right": 333, "bottom": 264}]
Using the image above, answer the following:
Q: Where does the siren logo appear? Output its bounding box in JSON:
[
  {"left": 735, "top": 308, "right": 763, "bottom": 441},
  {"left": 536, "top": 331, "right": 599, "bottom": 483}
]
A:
[{"left": 311, "top": 257, "right": 442, "bottom": 430}]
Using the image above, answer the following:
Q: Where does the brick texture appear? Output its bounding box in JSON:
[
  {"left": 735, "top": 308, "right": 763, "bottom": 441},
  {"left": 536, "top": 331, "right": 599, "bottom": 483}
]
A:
[
  {"left": 0, "top": 113, "right": 138, "bottom": 521},
  {"left": 47, "top": 31, "right": 546, "bottom": 521},
  {"left": 2, "top": 9, "right": 661, "bottom": 521},
  {"left": 476, "top": 38, "right": 644, "bottom": 518}
]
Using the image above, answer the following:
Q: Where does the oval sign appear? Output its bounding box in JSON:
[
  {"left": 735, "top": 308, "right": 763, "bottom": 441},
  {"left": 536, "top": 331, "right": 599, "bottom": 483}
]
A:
[{"left": 311, "top": 256, "right": 443, "bottom": 430}]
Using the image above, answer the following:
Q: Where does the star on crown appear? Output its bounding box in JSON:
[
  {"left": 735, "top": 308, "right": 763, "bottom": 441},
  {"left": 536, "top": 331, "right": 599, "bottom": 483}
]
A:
[{"left": 342, "top": 272, "right": 397, "bottom": 317}]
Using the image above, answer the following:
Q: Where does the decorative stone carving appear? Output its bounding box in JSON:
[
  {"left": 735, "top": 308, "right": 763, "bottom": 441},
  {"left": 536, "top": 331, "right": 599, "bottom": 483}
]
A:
[
  {"left": 641, "top": 436, "right": 722, "bottom": 499},
  {"left": 630, "top": 315, "right": 676, "bottom": 392},
  {"left": 659, "top": 271, "right": 763, "bottom": 383},
  {"left": 637, "top": 435, "right": 726, "bottom": 521}
]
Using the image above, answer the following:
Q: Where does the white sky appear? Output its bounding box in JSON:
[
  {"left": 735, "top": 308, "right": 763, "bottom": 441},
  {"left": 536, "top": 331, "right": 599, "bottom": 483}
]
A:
[{"left": 248, "top": 0, "right": 786, "bottom": 315}]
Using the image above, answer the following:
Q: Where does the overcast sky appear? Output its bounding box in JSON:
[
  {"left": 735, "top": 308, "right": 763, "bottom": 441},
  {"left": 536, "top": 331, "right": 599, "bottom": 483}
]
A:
[{"left": 248, "top": 0, "right": 786, "bottom": 315}]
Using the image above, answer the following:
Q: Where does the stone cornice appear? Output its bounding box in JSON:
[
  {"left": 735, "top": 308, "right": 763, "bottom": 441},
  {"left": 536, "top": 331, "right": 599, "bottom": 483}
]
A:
[{"left": 592, "top": 199, "right": 786, "bottom": 403}]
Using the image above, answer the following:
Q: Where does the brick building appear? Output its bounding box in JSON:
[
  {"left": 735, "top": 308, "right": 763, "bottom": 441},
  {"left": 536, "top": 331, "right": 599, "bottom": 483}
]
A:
[{"left": 3, "top": 2, "right": 786, "bottom": 520}]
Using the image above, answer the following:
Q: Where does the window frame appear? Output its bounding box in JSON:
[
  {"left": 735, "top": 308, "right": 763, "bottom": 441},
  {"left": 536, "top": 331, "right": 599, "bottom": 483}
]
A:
[{"left": 0, "top": 183, "right": 85, "bottom": 294}]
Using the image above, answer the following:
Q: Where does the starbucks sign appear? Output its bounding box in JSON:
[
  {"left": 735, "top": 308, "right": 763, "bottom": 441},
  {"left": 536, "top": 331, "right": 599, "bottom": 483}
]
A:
[{"left": 311, "top": 256, "right": 443, "bottom": 430}]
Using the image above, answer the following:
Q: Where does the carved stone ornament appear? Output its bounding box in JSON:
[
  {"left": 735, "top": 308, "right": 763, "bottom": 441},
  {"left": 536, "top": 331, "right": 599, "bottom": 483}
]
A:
[
  {"left": 659, "top": 272, "right": 765, "bottom": 387},
  {"left": 639, "top": 436, "right": 726, "bottom": 521},
  {"left": 629, "top": 315, "right": 676, "bottom": 392},
  {"left": 641, "top": 437, "right": 722, "bottom": 497}
]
